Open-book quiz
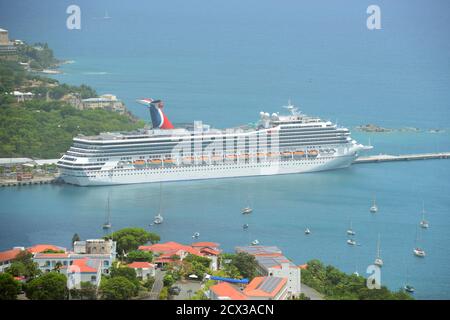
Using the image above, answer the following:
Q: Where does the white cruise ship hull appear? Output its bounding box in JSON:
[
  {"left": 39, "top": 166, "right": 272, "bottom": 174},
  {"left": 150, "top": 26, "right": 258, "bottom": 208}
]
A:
[{"left": 60, "top": 154, "right": 357, "bottom": 186}]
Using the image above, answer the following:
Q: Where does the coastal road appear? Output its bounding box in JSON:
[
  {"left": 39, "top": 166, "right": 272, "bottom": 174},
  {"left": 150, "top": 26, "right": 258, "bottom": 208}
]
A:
[{"left": 146, "top": 270, "right": 165, "bottom": 300}]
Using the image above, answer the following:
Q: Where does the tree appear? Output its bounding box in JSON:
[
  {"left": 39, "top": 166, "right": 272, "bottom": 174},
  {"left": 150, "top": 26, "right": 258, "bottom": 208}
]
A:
[
  {"left": 105, "top": 228, "right": 160, "bottom": 254},
  {"left": 72, "top": 233, "right": 80, "bottom": 247},
  {"left": 10, "top": 251, "right": 41, "bottom": 279},
  {"left": 100, "top": 276, "right": 136, "bottom": 300},
  {"left": 231, "top": 252, "right": 258, "bottom": 280},
  {"left": 25, "top": 272, "right": 68, "bottom": 300},
  {"left": 0, "top": 273, "right": 21, "bottom": 300},
  {"left": 70, "top": 281, "right": 97, "bottom": 300},
  {"left": 159, "top": 286, "right": 169, "bottom": 300},
  {"left": 125, "top": 250, "right": 153, "bottom": 263}
]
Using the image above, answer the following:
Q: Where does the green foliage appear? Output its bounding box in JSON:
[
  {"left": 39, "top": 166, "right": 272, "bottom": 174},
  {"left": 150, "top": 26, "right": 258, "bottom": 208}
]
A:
[
  {"left": 41, "top": 249, "right": 65, "bottom": 254},
  {"left": 24, "top": 272, "right": 68, "bottom": 300},
  {"left": 7, "top": 251, "right": 41, "bottom": 279},
  {"left": 301, "top": 259, "right": 413, "bottom": 300},
  {"left": 72, "top": 233, "right": 80, "bottom": 246},
  {"left": 229, "top": 252, "right": 258, "bottom": 280},
  {"left": 0, "top": 101, "right": 144, "bottom": 158},
  {"left": 110, "top": 266, "right": 137, "bottom": 282},
  {"left": 69, "top": 281, "right": 97, "bottom": 300},
  {"left": 143, "top": 276, "right": 155, "bottom": 290},
  {"left": 16, "top": 42, "right": 59, "bottom": 70},
  {"left": 163, "top": 274, "right": 176, "bottom": 287},
  {"left": 105, "top": 228, "right": 160, "bottom": 255},
  {"left": 100, "top": 276, "right": 137, "bottom": 300},
  {"left": 0, "top": 273, "right": 21, "bottom": 300},
  {"left": 125, "top": 250, "right": 153, "bottom": 263},
  {"left": 159, "top": 286, "right": 169, "bottom": 300},
  {"left": 184, "top": 254, "right": 211, "bottom": 269}
]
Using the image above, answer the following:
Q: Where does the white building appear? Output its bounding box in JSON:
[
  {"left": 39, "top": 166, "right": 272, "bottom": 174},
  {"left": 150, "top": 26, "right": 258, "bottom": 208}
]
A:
[
  {"left": 65, "top": 258, "right": 102, "bottom": 289},
  {"left": 127, "top": 261, "right": 156, "bottom": 279}
]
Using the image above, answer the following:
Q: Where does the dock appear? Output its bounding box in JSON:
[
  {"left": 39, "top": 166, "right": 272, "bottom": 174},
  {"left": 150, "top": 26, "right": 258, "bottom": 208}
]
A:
[
  {"left": 0, "top": 176, "right": 60, "bottom": 187},
  {"left": 354, "top": 152, "right": 450, "bottom": 164}
]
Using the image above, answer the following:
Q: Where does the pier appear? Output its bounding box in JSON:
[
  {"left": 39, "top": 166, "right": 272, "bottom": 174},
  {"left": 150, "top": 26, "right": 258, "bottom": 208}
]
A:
[
  {"left": 354, "top": 152, "right": 450, "bottom": 164},
  {"left": 0, "top": 176, "right": 60, "bottom": 187}
]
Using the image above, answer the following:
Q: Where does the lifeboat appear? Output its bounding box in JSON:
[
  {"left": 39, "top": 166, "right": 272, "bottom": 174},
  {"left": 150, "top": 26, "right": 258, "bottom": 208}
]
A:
[
  {"left": 308, "top": 150, "right": 319, "bottom": 157},
  {"left": 225, "top": 154, "right": 237, "bottom": 160},
  {"left": 293, "top": 150, "right": 306, "bottom": 159},
  {"left": 281, "top": 151, "right": 292, "bottom": 158},
  {"left": 133, "top": 159, "right": 146, "bottom": 168},
  {"left": 267, "top": 152, "right": 279, "bottom": 157},
  {"left": 163, "top": 158, "right": 175, "bottom": 165},
  {"left": 257, "top": 152, "right": 266, "bottom": 158},
  {"left": 149, "top": 159, "right": 162, "bottom": 166},
  {"left": 211, "top": 155, "right": 222, "bottom": 162}
]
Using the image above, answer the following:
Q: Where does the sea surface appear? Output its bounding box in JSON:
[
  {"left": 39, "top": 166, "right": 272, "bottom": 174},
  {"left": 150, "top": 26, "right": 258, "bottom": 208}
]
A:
[{"left": 1, "top": 0, "right": 449, "bottom": 299}]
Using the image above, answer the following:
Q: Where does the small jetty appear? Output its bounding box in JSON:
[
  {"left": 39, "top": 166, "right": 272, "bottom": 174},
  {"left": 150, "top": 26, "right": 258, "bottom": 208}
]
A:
[
  {"left": 0, "top": 176, "right": 60, "bottom": 187},
  {"left": 354, "top": 152, "right": 450, "bottom": 164}
]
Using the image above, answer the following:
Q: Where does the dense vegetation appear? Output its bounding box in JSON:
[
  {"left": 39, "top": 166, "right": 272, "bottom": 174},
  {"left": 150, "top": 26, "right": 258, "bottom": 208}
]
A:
[
  {"left": 301, "top": 259, "right": 413, "bottom": 300},
  {"left": 16, "top": 42, "right": 60, "bottom": 70},
  {"left": 0, "top": 100, "right": 144, "bottom": 158},
  {"left": 104, "top": 228, "right": 160, "bottom": 255}
]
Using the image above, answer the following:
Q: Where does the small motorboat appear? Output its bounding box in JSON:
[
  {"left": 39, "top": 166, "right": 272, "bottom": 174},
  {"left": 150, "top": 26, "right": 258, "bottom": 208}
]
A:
[
  {"left": 251, "top": 239, "right": 259, "bottom": 246},
  {"left": 153, "top": 213, "right": 163, "bottom": 225},
  {"left": 404, "top": 284, "right": 415, "bottom": 293},
  {"left": 413, "top": 247, "right": 426, "bottom": 257},
  {"left": 347, "top": 239, "right": 356, "bottom": 246},
  {"left": 304, "top": 228, "right": 311, "bottom": 235},
  {"left": 243, "top": 223, "right": 249, "bottom": 230},
  {"left": 192, "top": 232, "right": 200, "bottom": 239},
  {"left": 241, "top": 207, "right": 253, "bottom": 214}
]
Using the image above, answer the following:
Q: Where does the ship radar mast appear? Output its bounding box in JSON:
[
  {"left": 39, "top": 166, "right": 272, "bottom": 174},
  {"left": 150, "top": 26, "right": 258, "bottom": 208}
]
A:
[{"left": 282, "top": 99, "right": 301, "bottom": 116}]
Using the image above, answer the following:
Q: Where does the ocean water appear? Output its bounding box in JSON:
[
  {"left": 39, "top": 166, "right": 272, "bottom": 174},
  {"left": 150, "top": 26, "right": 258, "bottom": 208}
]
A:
[{"left": 1, "top": 0, "right": 450, "bottom": 299}]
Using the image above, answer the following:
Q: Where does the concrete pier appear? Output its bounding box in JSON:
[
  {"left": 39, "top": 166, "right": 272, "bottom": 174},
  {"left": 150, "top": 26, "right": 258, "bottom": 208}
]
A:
[
  {"left": 0, "top": 176, "right": 60, "bottom": 187},
  {"left": 354, "top": 152, "right": 450, "bottom": 164}
]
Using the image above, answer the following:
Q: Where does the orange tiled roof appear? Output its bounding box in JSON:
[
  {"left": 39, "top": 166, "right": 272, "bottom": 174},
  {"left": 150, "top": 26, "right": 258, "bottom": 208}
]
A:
[
  {"left": 27, "top": 244, "right": 65, "bottom": 254},
  {"left": 200, "top": 247, "right": 221, "bottom": 256},
  {"left": 243, "top": 276, "right": 287, "bottom": 298},
  {"left": 139, "top": 241, "right": 203, "bottom": 257},
  {"left": 67, "top": 258, "right": 100, "bottom": 273},
  {"left": 191, "top": 242, "right": 219, "bottom": 248},
  {"left": 0, "top": 248, "right": 22, "bottom": 263},
  {"left": 210, "top": 282, "right": 248, "bottom": 300},
  {"left": 299, "top": 264, "right": 308, "bottom": 270},
  {"left": 127, "top": 261, "right": 155, "bottom": 269}
]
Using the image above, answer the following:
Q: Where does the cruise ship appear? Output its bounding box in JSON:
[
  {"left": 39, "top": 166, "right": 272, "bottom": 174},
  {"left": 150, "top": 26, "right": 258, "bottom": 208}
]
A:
[{"left": 57, "top": 99, "right": 371, "bottom": 186}]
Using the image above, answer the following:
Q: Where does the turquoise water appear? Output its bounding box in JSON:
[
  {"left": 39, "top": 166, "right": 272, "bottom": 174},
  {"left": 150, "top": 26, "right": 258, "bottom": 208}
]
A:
[{"left": 1, "top": 0, "right": 450, "bottom": 299}]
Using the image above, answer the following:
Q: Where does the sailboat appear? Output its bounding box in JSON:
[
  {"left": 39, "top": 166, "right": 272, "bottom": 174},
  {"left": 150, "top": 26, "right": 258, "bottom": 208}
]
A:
[
  {"left": 347, "top": 238, "right": 356, "bottom": 246},
  {"left": 347, "top": 220, "right": 356, "bottom": 236},
  {"left": 241, "top": 195, "right": 253, "bottom": 214},
  {"left": 419, "top": 202, "right": 429, "bottom": 229},
  {"left": 370, "top": 196, "right": 378, "bottom": 213},
  {"left": 374, "top": 234, "right": 383, "bottom": 267},
  {"left": 403, "top": 267, "right": 415, "bottom": 293},
  {"left": 304, "top": 228, "right": 311, "bottom": 235},
  {"left": 153, "top": 183, "right": 164, "bottom": 225},
  {"left": 413, "top": 228, "right": 426, "bottom": 257},
  {"left": 243, "top": 223, "right": 249, "bottom": 230},
  {"left": 192, "top": 232, "right": 200, "bottom": 239},
  {"left": 102, "top": 193, "right": 112, "bottom": 229},
  {"left": 251, "top": 239, "right": 260, "bottom": 246}
]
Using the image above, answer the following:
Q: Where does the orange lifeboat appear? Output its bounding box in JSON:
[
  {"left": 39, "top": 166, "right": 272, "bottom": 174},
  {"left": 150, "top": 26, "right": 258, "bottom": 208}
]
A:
[
  {"left": 281, "top": 151, "right": 292, "bottom": 157},
  {"left": 150, "top": 159, "right": 162, "bottom": 165},
  {"left": 293, "top": 150, "right": 306, "bottom": 157},
  {"left": 163, "top": 158, "right": 175, "bottom": 165},
  {"left": 308, "top": 150, "right": 319, "bottom": 157}
]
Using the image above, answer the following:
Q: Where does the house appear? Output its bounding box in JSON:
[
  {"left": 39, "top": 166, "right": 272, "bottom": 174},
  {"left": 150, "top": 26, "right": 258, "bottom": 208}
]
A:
[
  {"left": 0, "top": 247, "right": 24, "bottom": 272},
  {"left": 243, "top": 276, "right": 288, "bottom": 300},
  {"left": 127, "top": 261, "right": 156, "bottom": 279},
  {"left": 32, "top": 240, "right": 116, "bottom": 275},
  {"left": 209, "top": 281, "right": 248, "bottom": 300},
  {"left": 234, "top": 246, "right": 301, "bottom": 298},
  {"left": 191, "top": 242, "right": 221, "bottom": 271},
  {"left": 81, "top": 94, "right": 126, "bottom": 114},
  {"left": 64, "top": 258, "right": 102, "bottom": 289}
]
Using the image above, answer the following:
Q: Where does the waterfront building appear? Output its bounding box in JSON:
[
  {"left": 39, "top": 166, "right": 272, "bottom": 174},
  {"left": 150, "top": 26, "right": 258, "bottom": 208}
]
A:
[
  {"left": 235, "top": 245, "right": 301, "bottom": 298},
  {"left": 243, "top": 276, "right": 288, "bottom": 300},
  {"left": 80, "top": 94, "right": 126, "bottom": 114},
  {"left": 138, "top": 241, "right": 220, "bottom": 270},
  {"left": 0, "top": 28, "right": 17, "bottom": 60},
  {"left": 65, "top": 258, "right": 102, "bottom": 289},
  {"left": 0, "top": 247, "right": 23, "bottom": 272},
  {"left": 209, "top": 281, "right": 248, "bottom": 300},
  {"left": 127, "top": 261, "right": 156, "bottom": 279}
]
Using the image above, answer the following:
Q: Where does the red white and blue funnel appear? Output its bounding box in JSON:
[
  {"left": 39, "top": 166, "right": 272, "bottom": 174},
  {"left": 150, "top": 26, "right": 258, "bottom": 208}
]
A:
[{"left": 137, "top": 98, "right": 174, "bottom": 129}]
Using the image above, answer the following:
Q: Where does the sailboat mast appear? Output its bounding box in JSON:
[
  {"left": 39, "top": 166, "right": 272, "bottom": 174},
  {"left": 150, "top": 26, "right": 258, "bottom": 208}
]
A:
[
  {"left": 376, "top": 234, "right": 381, "bottom": 258},
  {"left": 159, "top": 182, "right": 163, "bottom": 214}
]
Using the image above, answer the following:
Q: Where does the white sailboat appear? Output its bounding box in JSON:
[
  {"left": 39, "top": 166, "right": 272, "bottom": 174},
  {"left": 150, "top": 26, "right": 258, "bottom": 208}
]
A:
[
  {"left": 102, "top": 193, "right": 112, "bottom": 229},
  {"left": 419, "top": 202, "right": 429, "bottom": 229},
  {"left": 347, "top": 220, "right": 355, "bottom": 236},
  {"left": 374, "top": 234, "right": 383, "bottom": 267},
  {"left": 251, "top": 239, "right": 260, "bottom": 246},
  {"left": 241, "top": 194, "right": 253, "bottom": 214},
  {"left": 304, "top": 228, "right": 311, "bottom": 235},
  {"left": 347, "top": 239, "right": 356, "bottom": 246},
  {"left": 404, "top": 267, "right": 415, "bottom": 293},
  {"left": 370, "top": 196, "right": 378, "bottom": 213},
  {"left": 413, "top": 228, "right": 426, "bottom": 257},
  {"left": 192, "top": 232, "right": 200, "bottom": 239},
  {"left": 153, "top": 183, "right": 164, "bottom": 225}
]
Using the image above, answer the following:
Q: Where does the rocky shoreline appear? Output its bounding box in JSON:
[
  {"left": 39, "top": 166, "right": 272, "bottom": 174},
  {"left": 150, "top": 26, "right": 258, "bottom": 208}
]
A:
[{"left": 355, "top": 124, "right": 446, "bottom": 134}]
